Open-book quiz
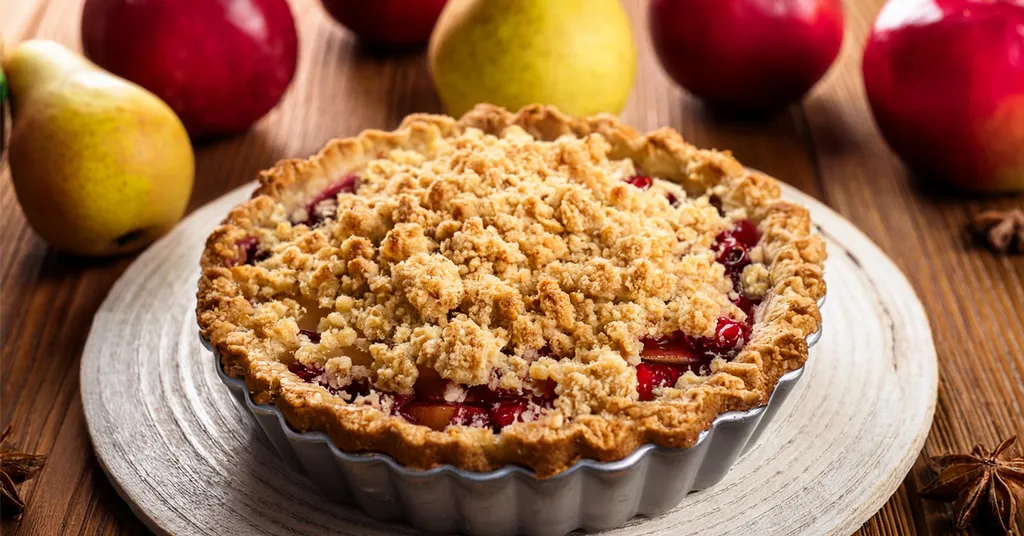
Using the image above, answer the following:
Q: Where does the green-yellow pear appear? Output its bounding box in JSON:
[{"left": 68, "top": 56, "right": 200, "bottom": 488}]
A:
[
  {"left": 5, "top": 40, "right": 194, "bottom": 256},
  {"left": 428, "top": 0, "right": 637, "bottom": 117}
]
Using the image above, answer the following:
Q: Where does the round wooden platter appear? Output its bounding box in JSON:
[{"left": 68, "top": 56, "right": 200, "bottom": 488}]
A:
[{"left": 81, "top": 181, "right": 937, "bottom": 536}]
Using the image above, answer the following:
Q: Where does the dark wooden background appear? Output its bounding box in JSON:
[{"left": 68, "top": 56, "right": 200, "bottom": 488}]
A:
[{"left": 2, "top": 0, "right": 1022, "bottom": 534}]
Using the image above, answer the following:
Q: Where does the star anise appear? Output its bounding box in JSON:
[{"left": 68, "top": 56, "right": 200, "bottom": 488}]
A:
[
  {"left": 921, "top": 435, "right": 1024, "bottom": 534},
  {"left": 0, "top": 424, "right": 47, "bottom": 520},
  {"left": 968, "top": 209, "right": 1024, "bottom": 253}
]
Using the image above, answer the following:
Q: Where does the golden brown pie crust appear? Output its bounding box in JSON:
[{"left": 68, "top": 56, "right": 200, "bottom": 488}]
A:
[{"left": 197, "top": 104, "right": 826, "bottom": 478}]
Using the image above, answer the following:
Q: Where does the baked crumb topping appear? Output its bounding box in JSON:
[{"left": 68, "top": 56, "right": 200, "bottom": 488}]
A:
[
  {"left": 224, "top": 128, "right": 748, "bottom": 412},
  {"left": 197, "top": 104, "right": 826, "bottom": 476}
]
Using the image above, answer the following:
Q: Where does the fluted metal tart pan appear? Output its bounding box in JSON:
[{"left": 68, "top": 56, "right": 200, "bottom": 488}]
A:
[{"left": 204, "top": 316, "right": 822, "bottom": 536}]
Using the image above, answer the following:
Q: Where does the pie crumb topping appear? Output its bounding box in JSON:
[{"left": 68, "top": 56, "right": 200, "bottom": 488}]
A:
[{"left": 197, "top": 104, "right": 826, "bottom": 476}]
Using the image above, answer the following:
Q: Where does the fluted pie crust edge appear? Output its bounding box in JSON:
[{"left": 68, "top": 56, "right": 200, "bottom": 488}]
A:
[{"left": 196, "top": 104, "right": 826, "bottom": 478}]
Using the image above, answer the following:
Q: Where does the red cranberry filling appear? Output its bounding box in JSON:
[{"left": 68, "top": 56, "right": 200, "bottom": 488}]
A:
[
  {"left": 713, "top": 220, "right": 761, "bottom": 267},
  {"left": 390, "top": 393, "right": 414, "bottom": 413},
  {"left": 636, "top": 315, "right": 752, "bottom": 401},
  {"left": 727, "top": 219, "right": 762, "bottom": 248},
  {"left": 691, "top": 317, "right": 751, "bottom": 355},
  {"left": 464, "top": 385, "right": 522, "bottom": 404},
  {"left": 713, "top": 219, "right": 766, "bottom": 300},
  {"left": 625, "top": 175, "right": 652, "bottom": 190},
  {"left": 288, "top": 362, "right": 321, "bottom": 383},
  {"left": 632, "top": 173, "right": 678, "bottom": 206},
  {"left": 288, "top": 362, "right": 552, "bottom": 432},
  {"left": 732, "top": 295, "right": 757, "bottom": 317},
  {"left": 715, "top": 236, "right": 751, "bottom": 269},
  {"left": 299, "top": 329, "right": 321, "bottom": 343},
  {"left": 236, "top": 237, "right": 258, "bottom": 264},
  {"left": 636, "top": 362, "right": 682, "bottom": 401},
  {"left": 712, "top": 317, "right": 748, "bottom": 351},
  {"left": 301, "top": 175, "right": 358, "bottom": 227},
  {"left": 633, "top": 220, "right": 764, "bottom": 404},
  {"left": 229, "top": 236, "right": 269, "bottom": 266},
  {"left": 288, "top": 361, "right": 371, "bottom": 400},
  {"left": 491, "top": 400, "right": 529, "bottom": 428}
]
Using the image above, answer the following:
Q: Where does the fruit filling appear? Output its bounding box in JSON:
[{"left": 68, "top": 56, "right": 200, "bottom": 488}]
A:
[
  {"left": 300, "top": 175, "right": 359, "bottom": 227},
  {"left": 636, "top": 363, "right": 682, "bottom": 401},
  {"left": 633, "top": 217, "right": 765, "bottom": 400},
  {"left": 229, "top": 236, "right": 269, "bottom": 266},
  {"left": 635, "top": 316, "right": 752, "bottom": 400},
  {"left": 399, "top": 402, "right": 490, "bottom": 430},
  {"left": 624, "top": 174, "right": 652, "bottom": 190},
  {"left": 283, "top": 203, "right": 769, "bottom": 421},
  {"left": 299, "top": 329, "right": 321, "bottom": 343},
  {"left": 267, "top": 167, "right": 775, "bottom": 429},
  {"left": 287, "top": 360, "right": 554, "bottom": 432},
  {"left": 732, "top": 295, "right": 757, "bottom": 317},
  {"left": 713, "top": 218, "right": 763, "bottom": 290}
]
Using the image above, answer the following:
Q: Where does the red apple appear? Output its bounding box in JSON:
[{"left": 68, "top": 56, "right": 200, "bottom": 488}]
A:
[
  {"left": 82, "top": 0, "right": 298, "bottom": 139},
  {"left": 649, "top": 0, "right": 845, "bottom": 112},
  {"left": 318, "top": 0, "right": 448, "bottom": 47},
  {"left": 863, "top": 0, "right": 1024, "bottom": 193}
]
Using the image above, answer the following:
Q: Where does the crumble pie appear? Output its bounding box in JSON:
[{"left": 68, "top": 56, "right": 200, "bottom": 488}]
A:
[{"left": 197, "top": 104, "right": 826, "bottom": 477}]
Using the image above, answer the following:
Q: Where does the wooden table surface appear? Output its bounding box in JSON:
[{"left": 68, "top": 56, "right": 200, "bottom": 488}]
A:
[{"left": 1, "top": 0, "right": 1021, "bottom": 534}]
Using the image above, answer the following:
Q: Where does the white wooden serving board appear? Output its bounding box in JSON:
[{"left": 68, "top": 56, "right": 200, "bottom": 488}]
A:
[{"left": 81, "top": 181, "right": 938, "bottom": 536}]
